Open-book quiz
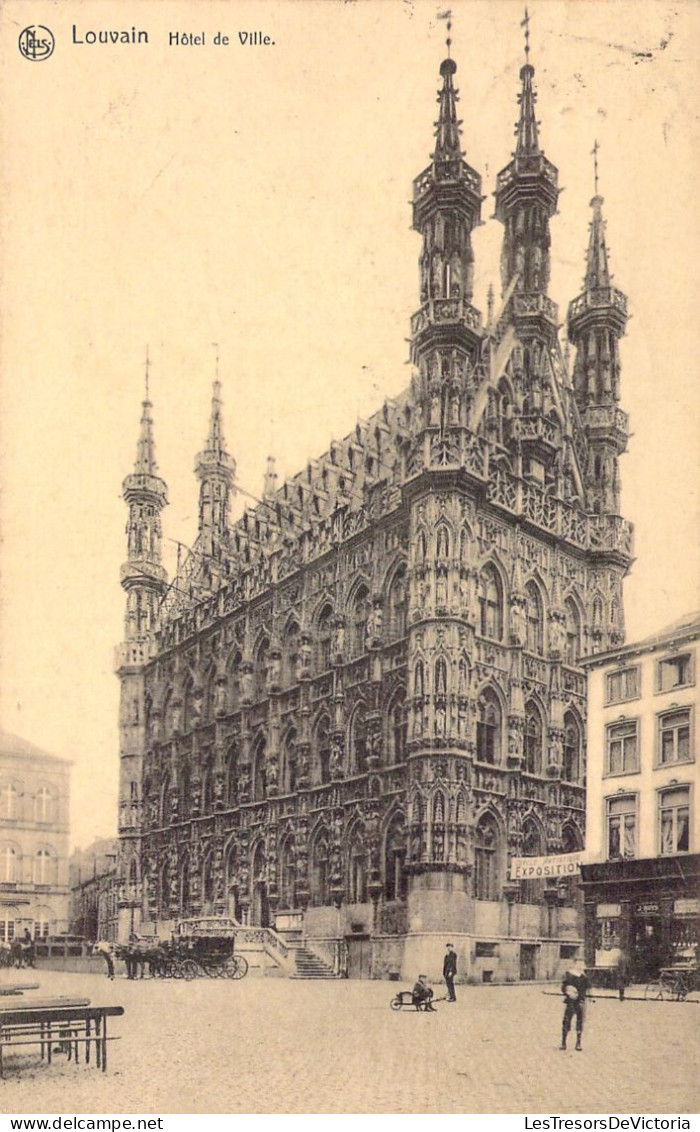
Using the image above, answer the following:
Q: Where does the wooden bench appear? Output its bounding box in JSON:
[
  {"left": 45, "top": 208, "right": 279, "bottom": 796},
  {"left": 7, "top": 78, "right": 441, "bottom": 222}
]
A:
[
  {"left": 0, "top": 1002, "right": 125, "bottom": 1076},
  {"left": 0, "top": 983, "right": 40, "bottom": 996}
]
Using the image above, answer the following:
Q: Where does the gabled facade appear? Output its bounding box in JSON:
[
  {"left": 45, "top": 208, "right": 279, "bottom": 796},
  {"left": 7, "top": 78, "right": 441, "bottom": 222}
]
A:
[{"left": 116, "top": 28, "right": 634, "bottom": 980}]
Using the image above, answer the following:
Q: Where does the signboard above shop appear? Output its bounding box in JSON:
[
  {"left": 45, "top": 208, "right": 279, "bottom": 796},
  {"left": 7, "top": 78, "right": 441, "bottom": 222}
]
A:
[{"left": 509, "top": 852, "right": 584, "bottom": 880}]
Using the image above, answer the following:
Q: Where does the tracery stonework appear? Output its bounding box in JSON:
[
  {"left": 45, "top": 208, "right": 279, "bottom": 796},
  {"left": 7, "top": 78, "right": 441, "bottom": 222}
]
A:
[{"left": 115, "top": 39, "right": 633, "bottom": 975}]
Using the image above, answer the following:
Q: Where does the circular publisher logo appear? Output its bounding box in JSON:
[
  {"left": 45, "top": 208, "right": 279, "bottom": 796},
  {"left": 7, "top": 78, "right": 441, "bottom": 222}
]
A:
[{"left": 18, "top": 25, "right": 55, "bottom": 61}]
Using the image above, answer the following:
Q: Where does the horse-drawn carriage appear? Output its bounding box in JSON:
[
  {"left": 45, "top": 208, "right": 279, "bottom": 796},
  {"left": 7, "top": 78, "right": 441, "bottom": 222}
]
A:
[{"left": 157, "top": 917, "right": 248, "bottom": 980}]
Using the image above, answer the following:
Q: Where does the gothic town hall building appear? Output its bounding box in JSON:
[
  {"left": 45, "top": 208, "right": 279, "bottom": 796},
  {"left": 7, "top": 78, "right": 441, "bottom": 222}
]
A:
[{"left": 116, "top": 39, "right": 634, "bottom": 981}]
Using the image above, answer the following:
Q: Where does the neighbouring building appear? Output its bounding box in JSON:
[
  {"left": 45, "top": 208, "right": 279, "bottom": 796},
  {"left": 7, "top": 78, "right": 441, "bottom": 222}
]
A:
[
  {"left": 0, "top": 730, "right": 71, "bottom": 941},
  {"left": 580, "top": 613, "right": 699, "bottom": 982},
  {"left": 69, "top": 838, "right": 119, "bottom": 942},
  {"left": 116, "top": 24, "right": 636, "bottom": 980}
]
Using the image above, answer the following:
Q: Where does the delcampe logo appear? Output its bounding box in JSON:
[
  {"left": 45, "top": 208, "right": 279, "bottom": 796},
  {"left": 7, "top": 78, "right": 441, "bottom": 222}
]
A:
[{"left": 18, "top": 25, "right": 55, "bottom": 61}]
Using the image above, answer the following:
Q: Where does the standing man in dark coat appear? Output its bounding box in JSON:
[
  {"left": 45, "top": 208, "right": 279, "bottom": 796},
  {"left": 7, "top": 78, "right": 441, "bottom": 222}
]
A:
[
  {"left": 559, "top": 960, "right": 589, "bottom": 1051},
  {"left": 443, "top": 943, "right": 457, "bottom": 1002}
]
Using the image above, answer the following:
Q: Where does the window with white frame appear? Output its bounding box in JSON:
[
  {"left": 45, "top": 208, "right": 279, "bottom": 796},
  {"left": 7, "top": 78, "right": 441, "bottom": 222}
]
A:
[
  {"left": 659, "top": 787, "right": 690, "bottom": 855},
  {"left": 658, "top": 708, "right": 692, "bottom": 766},
  {"left": 605, "top": 666, "right": 640, "bottom": 705},
  {"left": 607, "top": 795, "right": 637, "bottom": 859},
  {"left": 606, "top": 720, "right": 639, "bottom": 775},
  {"left": 34, "top": 848, "right": 55, "bottom": 885},
  {"left": 657, "top": 653, "right": 694, "bottom": 693},
  {"left": 35, "top": 786, "right": 53, "bottom": 823},
  {"left": 0, "top": 782, "right": 19, "bottom": 820},
  {"left": 0, "top": 846, "right": 17, "bottom": 884},
  {"left": 0, "top": 919, "right": 15, "bottom": 942}
]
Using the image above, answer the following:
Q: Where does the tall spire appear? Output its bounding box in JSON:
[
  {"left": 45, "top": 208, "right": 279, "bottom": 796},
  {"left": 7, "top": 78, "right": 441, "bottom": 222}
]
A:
[
  {"left": 434, "top": 58, "right": 462, "bottom": 165},
  {"left": 195, "top": 379, "right": 236, "bottom": 553},
  {"left": 410, "top": 35, "right": 483, "bottom": 416},
  {"left": 567, "top": 153, "right": 629, "bottom": 515},
  {"left": 515, "top": 59, "right": 540, "bottom": 157},
  {"left": 516, "top": 7, "right": 539, "bottom": 155},
  {"left": 133, "top": 352, "right": 158, "bottom": 476},
  {"left": 494, "top": 8, "right": 559, "bottom": 316},
  {"left": 584, "top": 147, "right": 611, "bottom": 291}
]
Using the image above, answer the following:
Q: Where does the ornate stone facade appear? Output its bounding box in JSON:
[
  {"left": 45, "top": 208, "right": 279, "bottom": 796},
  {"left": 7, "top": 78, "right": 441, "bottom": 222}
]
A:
[{"left": 116, "top": 40, "right": 634, "bottom": 978}]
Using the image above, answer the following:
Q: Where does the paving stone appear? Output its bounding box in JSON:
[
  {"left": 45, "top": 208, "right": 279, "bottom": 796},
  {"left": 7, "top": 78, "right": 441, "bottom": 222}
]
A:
[{"left": 1, "top": 970, "right": 696, "bottom": 1114}]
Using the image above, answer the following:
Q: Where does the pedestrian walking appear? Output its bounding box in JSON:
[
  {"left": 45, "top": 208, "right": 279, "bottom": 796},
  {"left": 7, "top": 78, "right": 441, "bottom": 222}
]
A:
[
  {"left": 559, "top": 959, "right": 589, "bottom": 1051},
  {"left": 95, "top": 940, "right": 115, "bottom": 980},
  {"left": 22, "top": 928, "right": 36, "bottom": 968},
  {"left": 443, "top": 943, "right": 457, "bottom": 1002},
  {"left": 616, "top": 948, "right": 630, "bottom": 1001}
]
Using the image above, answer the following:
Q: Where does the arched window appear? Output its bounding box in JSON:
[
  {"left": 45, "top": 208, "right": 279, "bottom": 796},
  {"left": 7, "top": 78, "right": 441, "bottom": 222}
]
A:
[
  {"left": 561, "top": 824, "right": 582, "bottom": 853},
  {"left": 479, "top": 565, "right": 503, "bottom": 640},
  {"left": 162, "top": 689, "right": 173, "bottom": 739},
  {"left": 474, "top": 814, "right": 501, "bottom": 900},
  {"left": 386, "top": 566, "right": 407, "bottom": 642},
  {"left": 524, "top": 702, "right": 543, "bottom": 775},
  {"left": 565, "top": 598, "right": 581, "bottom": 665},
  {"left": 279, "top": 840, "right": 295, "bottom": 909},
  {"left": 316, "top": 606, "right": 333, "bottom": 673},
  {"left": 0, "top": 783, "right": 19, "bottom": 821},
  {"left": 350, "top": 587, "right": 370, "bottom": 658},
  {"left": 283, "top": 622, "right": 300, "bottom": 687},
  {"left": 348, "top": 704, "right": 368, "bottom": 774},
  {"left": 315, "top": 716, "right": 331, "bottom": 785},
  {"left": 254, "top": 638, "right": 269, "bottom": 700},
  {"left": 388, "top": 690, "right": 407, "bottom": 765},
  {"left": 201, "top": 764, "right": 213, "bottom": 814},
  {"left": 310, "top": 833, "right": 330, "bottom": 906},
  {"left": 159, "top": 774, "right": 171, "bottom": 826},
  {"left": 226, "top": 743, "right": 238, "bottom": 806},
  {"left": 348, "top": 829, "right": 367, "bottom": 904},
  {"left": 281, "top": 729, "right": 298, "bottom": 795},
  {"left": 228, "top": 651, "right": 242, "bottom": 713},
  {"left": 525, "top": 582, "right": 544, "bottom": 654},
  {"left": 34, "top": 848, "right": 55, "bottom": 886},
  {"left": 252, "top": 736, "right": 267, "bottom": 801},
  {"left": 202, "top": 852, "right": 215, "bottom": 906},
  {"left": 476, "top": 690, "right": 502, "bottom": 764},
  {"left": 563, "top": 712, "right": 582, "bottom": 783},
  {"left": 520, "top": 820, "right": 544, "bottom": 904},
  {"left": 179, "top": 854, "right": 191, "bottom": 915},
  {"left": 224, "top": 842, "right": 239, "bottom": 920},
  {"left": 182, "top": 679, "right": 196, "bottom": 732},
  {"left": 180, "top": 763, "right": 191, "bottom": 821},
  {"left": 384, "top": 813, "right": 407, "bottom": 901},
  {"left": 0, "top": 846, "right": 17, "bottom": 884}
]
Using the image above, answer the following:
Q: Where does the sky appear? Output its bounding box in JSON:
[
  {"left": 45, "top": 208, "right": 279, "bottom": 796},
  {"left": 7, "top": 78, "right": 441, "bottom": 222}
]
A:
[{"left": 1, "top": 0, "right": 698, "bottom": 850}]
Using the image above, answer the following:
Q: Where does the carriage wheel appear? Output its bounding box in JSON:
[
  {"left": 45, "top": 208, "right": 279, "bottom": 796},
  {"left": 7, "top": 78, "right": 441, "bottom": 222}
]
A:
[
  {"left": 645, "top": 981, "right": 664, "bottom": 1001},
  {"left": 390, "top": 996, "right": 403, "bottom": 1011},
  {"left": 227, "top": 955, "right": 248, "bottom": 979},
  {"left": 180, "top": 959, "right": 199, "bottom": 981}
]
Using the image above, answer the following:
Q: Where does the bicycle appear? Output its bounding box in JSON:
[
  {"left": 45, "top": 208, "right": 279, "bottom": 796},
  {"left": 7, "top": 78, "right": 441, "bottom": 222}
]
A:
[{"left": 645, "top": 966, "right": 695, "bottom": 1002}]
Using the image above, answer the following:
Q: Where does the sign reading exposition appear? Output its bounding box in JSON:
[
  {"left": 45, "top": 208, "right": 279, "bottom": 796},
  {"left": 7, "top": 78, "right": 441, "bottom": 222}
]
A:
[{"left": 509, "top": 852, "right": 585, "bottom": 880}]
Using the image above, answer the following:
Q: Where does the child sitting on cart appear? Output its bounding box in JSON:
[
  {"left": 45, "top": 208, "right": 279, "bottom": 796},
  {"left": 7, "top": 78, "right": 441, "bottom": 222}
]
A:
[{"left": 412, "top": 974, "right": 436, "bottom": 1011}]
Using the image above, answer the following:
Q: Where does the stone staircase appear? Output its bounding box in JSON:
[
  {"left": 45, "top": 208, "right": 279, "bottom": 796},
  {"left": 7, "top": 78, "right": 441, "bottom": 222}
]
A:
[{"left": 289, "top": 945, "right": 339, "bottom": 980}]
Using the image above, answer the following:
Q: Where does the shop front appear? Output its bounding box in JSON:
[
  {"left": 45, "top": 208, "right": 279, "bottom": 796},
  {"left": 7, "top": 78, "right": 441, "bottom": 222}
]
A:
[{"left": 580, "top": 854, "right": 699, "bottom": 987}]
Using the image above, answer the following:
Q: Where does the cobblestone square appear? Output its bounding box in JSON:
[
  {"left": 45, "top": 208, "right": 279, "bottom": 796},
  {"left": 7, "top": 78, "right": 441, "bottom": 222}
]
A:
[{"left": 1, "top": 970, "right": 697, "bottom": 1114}]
